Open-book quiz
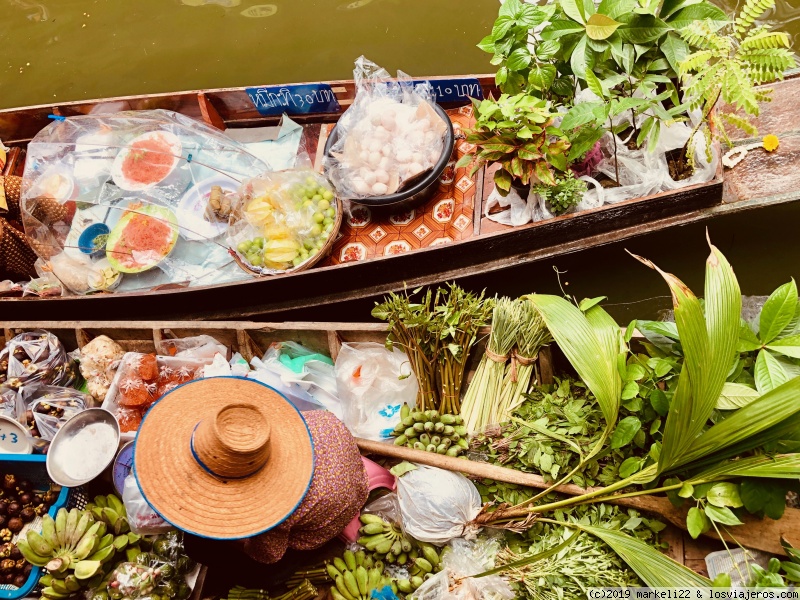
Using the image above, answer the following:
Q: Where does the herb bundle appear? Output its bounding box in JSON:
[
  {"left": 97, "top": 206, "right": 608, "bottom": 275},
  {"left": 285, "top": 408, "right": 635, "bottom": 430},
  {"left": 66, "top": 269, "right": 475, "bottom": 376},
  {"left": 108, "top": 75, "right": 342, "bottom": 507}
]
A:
[
  {"left": 461, "top": 297, "right": 519, "bottom": 433},
  {"left": 372, "top": 284, "right": 492, "bottom": 413}
]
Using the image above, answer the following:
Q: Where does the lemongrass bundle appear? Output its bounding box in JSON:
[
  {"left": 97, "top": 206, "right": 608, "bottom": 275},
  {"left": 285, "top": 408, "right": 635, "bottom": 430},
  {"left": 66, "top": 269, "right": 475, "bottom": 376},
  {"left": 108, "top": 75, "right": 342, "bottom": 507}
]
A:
[
  {"left": 460, "top": 297, "right": 519, "bottom": 433},
  {"left": 495, "top": 298, "right": 552, "bottom": 421}
]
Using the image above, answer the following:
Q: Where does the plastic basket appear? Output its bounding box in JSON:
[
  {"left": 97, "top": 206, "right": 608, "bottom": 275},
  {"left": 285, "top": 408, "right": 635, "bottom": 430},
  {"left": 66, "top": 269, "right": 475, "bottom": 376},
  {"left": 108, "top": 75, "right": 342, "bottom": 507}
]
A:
[{"left": 0, "top": 454, "right": 70, "bottom": 599}]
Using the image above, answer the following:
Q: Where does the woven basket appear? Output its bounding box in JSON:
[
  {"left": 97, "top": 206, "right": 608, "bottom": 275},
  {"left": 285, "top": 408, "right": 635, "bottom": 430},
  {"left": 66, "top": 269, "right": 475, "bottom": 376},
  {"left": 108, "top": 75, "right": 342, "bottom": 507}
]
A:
[{"left": 232, "top": 196, "right": 343, "bottom": 276}]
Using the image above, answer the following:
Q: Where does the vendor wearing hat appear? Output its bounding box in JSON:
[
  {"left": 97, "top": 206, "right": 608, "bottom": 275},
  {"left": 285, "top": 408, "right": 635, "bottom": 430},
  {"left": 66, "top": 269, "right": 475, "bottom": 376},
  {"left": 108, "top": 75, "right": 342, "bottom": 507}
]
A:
[{"left": 134, "top": 377, "right": 369, "bottom": 583}]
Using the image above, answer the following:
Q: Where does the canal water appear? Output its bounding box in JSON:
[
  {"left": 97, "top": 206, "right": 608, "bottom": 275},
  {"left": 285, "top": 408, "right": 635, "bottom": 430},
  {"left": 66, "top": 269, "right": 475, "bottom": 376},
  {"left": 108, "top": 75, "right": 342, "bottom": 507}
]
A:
[{"left": 2, "top": 0, "right": 799, "bottom": 322}]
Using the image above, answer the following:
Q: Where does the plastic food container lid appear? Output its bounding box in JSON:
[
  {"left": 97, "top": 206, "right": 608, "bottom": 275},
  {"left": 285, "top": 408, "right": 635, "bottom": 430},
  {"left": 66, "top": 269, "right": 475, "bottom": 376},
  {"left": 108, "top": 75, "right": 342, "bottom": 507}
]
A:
[{"left": 0, "top": 416, "right": 33, "bottom": 454}]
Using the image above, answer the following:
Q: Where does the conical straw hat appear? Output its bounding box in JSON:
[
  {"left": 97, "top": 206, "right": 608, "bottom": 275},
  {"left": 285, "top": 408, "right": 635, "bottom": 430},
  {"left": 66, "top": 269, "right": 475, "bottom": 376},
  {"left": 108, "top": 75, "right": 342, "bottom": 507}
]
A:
[{"left": 134, "top": 377, "right": 314, "bottom": 539}]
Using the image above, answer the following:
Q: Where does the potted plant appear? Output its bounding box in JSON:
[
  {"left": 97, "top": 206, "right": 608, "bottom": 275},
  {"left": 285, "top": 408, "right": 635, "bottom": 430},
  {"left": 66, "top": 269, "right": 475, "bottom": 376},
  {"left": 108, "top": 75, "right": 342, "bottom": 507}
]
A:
[{"left": 457, "top": 93, "right": 570, "bottom": 197}]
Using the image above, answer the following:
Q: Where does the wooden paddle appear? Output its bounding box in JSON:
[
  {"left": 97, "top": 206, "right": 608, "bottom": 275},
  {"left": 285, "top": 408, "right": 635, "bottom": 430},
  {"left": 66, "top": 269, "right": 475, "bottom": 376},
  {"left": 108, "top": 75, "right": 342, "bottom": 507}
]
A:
[{"left": 356, "top": 437, "right": 800, "bottom": 556}]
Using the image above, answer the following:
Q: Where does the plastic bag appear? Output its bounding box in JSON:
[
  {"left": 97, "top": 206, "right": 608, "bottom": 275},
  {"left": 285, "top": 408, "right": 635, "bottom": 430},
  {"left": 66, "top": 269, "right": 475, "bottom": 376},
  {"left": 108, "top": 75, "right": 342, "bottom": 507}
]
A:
[
  {"left": 202, "top": 352, "right": 251, "bottom": 377},
  {"left": 324, "top": 56, "right": 448, "bottom": 200},
  {"left": 247, "top": 341, "right": 341, "bottom": 416},
  {"left": 335, "top": 342, "right": 418, "bottom": 440},
  {"left": 413, "top": 538, "right": 513, "bottom": 600},
  {"left": 17, "top": 385, "right": 90, "bottom": 440},
  {"left": 397, "top": 466, "right": 481, "bottom": 545},
  {"left": 122, "top": 473, "right": 172, "bottom": 535},
  {"left": 0, "top": 387, "right": 17, "bottom": 419},
  {"left": 155, "top": 335, "right": 228, "bottom": 361},
  {"left": 79, "top": 335, "right": 126, "bottom": 401},
  {"left": 228, "top": 169, "right": 338, "bottom": 274},
  {"left": 20, "top": 109, "right": 269, "bottom": 296},
  {"left": 363, "top": 492, "right": 404, "bottom": 527},
  {"left": 0, "top": 330, "right": 80, "bottom": 390}
]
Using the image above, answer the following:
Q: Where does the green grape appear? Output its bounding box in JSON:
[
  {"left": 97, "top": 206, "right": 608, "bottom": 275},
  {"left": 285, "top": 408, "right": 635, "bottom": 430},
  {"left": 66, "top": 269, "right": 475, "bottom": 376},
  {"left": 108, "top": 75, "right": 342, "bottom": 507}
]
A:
[
  {"left": 323, "top": 217, "right": 333, "bottom": 226},
  {"left": 310, "top": 224, "right": 322, "bottom": 237},
  {"left": 313, "top": 212, "right": 324, "bottom": 223},
  {"left": 317, "top": 199, "right": 331, "bottom": 211},
  {"left": 324, "top": 207, "right": 335, "bottom": 218},
  {"left": 237, "top": 241, "right": 251, "bottom": 254},
  {"left": 322, "top": 190, "right": 334, "bottom": 201}
]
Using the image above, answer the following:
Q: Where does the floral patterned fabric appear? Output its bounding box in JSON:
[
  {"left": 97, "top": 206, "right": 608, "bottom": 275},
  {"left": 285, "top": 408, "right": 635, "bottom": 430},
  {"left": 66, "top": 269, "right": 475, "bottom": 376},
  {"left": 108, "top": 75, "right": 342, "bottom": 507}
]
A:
[{"left": 243, "top": 410, "right": 369, "bottom": 564}]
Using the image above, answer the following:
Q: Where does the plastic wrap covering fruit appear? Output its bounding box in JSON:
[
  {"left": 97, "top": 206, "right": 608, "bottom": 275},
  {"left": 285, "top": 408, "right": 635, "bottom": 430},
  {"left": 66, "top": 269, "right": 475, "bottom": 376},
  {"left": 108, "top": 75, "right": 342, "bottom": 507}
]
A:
[{"left": 20, "top": 110, "right": 269, "bottom": 295}]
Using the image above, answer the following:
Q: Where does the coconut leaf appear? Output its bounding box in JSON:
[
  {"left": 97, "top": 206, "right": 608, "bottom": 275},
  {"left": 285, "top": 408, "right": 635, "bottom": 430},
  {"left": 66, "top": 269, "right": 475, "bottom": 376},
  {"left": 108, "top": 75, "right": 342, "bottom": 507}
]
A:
[
  {"left": 688, "top": 454, "right": 800, "bottom": 482},
  {"left": 569, "top": 524, "right": 711, "bottom": 587}
]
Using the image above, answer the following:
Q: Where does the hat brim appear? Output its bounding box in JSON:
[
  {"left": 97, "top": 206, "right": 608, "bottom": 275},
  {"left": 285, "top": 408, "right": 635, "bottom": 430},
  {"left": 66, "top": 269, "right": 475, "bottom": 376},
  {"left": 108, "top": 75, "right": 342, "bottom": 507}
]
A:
[{"left": 133, "top": 376, "right": 314, "bottom": 539}]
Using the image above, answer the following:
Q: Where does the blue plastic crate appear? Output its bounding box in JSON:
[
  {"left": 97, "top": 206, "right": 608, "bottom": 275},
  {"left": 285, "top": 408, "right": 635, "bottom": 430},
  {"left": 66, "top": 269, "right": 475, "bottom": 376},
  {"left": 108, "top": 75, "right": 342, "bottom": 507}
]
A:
[{"left": 0, "top": 455, "right": 70, "bottom": 600}]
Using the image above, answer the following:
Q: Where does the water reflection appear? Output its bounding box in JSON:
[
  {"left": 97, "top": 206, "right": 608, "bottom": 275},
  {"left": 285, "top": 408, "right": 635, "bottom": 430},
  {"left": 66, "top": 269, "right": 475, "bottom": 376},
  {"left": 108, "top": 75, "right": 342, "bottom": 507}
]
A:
[
  {"left": 240, "top": 4, "right": 277, "bottom": 17},
  {"left": 8, "top": 0, "right": 49, "bottom": 21},
  {"left": 336, "top": 0, "right": 375, "bottom": 10},
  {"left": 180, "top": 0, "right": 241, "bottom": 5}
]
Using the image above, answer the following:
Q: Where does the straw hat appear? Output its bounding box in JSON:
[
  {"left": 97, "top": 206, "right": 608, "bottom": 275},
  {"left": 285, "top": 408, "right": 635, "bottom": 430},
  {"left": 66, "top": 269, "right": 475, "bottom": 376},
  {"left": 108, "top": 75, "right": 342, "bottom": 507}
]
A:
[{"left": 133, "top": 377, "right": 314, "bottom": 539}]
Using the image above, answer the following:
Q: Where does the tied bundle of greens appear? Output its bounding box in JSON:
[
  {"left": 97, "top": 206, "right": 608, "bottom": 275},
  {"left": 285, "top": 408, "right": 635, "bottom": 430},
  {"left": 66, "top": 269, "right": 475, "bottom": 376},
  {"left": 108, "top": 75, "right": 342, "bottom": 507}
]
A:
[
  {"left": 495, "top": 298, "right": 552, "bottom": 422},
  {"left": 461, "top": 297, "right": 519, "bottom": 433},
  {"left": 372, "top": 284, "right": 492, "bottom": 413}
]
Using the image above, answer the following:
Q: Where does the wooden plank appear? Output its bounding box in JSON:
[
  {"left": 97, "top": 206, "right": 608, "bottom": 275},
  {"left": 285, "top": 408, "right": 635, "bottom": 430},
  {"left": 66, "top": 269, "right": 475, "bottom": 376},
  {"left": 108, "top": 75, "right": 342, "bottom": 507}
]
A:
[{"left": 197, "top": 93, "right": 226, "bottom": 131}]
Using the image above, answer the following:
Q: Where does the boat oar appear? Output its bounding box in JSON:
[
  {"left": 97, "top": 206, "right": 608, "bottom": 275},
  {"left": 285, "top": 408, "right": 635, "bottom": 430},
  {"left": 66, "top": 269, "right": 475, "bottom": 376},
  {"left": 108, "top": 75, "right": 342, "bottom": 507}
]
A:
[{"left": 355, "top": 437, "right": 800, "bottom": 556}]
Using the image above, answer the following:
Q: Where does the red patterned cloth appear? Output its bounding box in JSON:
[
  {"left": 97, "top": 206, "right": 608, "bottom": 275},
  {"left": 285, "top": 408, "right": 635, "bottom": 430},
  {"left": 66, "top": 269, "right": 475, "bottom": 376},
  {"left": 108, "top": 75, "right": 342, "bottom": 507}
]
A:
[{"left": 243, "top": 410, "right": 369, "bottom": 564}]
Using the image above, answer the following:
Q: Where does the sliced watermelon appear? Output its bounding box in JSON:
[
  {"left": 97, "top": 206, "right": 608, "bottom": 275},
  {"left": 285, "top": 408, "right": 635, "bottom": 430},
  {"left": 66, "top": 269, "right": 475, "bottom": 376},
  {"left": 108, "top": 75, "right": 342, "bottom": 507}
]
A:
[{"left": 106, "top": 204, "right": 179, "bottom": 274}]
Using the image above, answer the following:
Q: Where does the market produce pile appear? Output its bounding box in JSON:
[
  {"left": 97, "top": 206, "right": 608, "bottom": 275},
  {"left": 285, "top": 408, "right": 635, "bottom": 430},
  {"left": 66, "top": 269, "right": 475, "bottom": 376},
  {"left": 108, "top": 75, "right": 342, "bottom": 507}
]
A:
[{"left": 5, "top": 237, "right": 800, "bottom": 596}]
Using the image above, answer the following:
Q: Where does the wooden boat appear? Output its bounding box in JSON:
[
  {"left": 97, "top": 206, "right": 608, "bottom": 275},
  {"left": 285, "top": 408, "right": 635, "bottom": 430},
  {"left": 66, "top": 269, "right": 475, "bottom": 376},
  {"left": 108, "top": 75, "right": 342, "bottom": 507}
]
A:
[
  {"left": 1, "top": 72, "right": 796, "bottom": 320},
  {"left": 4, "top": 319, "right": 800, "bottom": 580}
]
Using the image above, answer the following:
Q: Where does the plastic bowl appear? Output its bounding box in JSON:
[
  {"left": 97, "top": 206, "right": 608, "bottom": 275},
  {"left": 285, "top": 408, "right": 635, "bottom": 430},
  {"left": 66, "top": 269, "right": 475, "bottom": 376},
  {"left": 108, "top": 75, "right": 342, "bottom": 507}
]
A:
[
  {"left": 323, "top": 103, "right": 455, "bottom": 213},
  {"left": 78, "top": 223, "right": 111, "bottom": 258}
]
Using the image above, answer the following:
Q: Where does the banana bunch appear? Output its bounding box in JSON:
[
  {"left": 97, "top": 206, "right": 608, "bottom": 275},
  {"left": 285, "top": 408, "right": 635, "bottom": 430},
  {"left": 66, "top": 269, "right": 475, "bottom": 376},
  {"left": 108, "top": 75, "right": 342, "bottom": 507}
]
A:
[
  {"left": 326, "top": 550, "right": 395, "bottom": 600},
  {"left": 17, "top": 507, "right": 112, "bottom": 599},
  {"left": 84, "top": 495, "right": 130, "bottom": 536},
  {"left": 395, "top": 542, "right": 443, "bottom": 595},
  {"left": 356, "top": 514, "right": 416, "bottom": 565},
  {"left": 391, "top": 405, "right": 469, "bottom": 456}
]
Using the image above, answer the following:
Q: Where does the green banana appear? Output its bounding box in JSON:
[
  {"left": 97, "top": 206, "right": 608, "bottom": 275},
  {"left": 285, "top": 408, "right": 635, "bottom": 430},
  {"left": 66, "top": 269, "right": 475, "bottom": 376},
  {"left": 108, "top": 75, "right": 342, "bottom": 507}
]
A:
[
  {"left": 415, "top": 558, "right": 433, "bottom": 573},
  {"left": 41, "top": 586, "right": 70, "bottom": 600},
  {"left": 390, "top": 540, "right": 402, "bottom": 556},
  {"left": 354, "top": 551, "right": 366, "bottom": 567},
  {"left": 359, "top": 523, "right": 383, "bottom": 535},
  {"left": 97, "top": 533, "right": 114, "bottom": 550},
  {"left": 50, "top": 579, "right": 70, "bottom": 595},
  {"left": 41, "top": 514, "right": 59, "bottom": 551},
  {"left": 71, "top": 512, "right": 92, "bottom": 547},
  {"left": 343, "top": 550, "right": 357, "bottom": 572},
  {"left": 27, "top": 530, "right": 53, "bottom": 556},
  {"left": 54, "top": 508, "right": 68, "bottom": 549},
  {"left": 355, "top": 566, "right": 367, "bottom": 597},
  {"left": 400, "top": 403, "right": 410, "bottom": 420},
  {"left": 374, "top": 539, "right": 392, "bottom": 555},
  {"left": 333, "top": 557, "right": 348, "bottom": 573},
  {"left": 397, "top": 579, "right": 412, "bottom": 594},
  {"left": 358, "top": 514, "right": 384, "bottom": 526},
  {"left": 105, "top": 495, "right": 125, "bottom": 516},
  {"left": 343, "top": 570, "right": 360, "bottom": 599},
  {"left": 17, "top": 538, "right": 50, "bottom": 566},
  {"left": 73, "top": 534, "right": 98, "bottom": 561},
  {"left": 330, "top": 589, "right": 348, "bottom": 600},
  {"left": 63, "top": 575, "right": 81, "bottom": 593},
  {"left": 125, "top": 546, "right": 142, "bottom": 563},
  {"left": 421, "top": 545, "right": 440, "bottom": 567},
  {"left": 92, "top": 496, "right": 108, "bottom": 509},
  {"left": 334, "top": 575, "right": 357, "bottom": 600},
  {"left": 63, "top": 509, "right": 79, "bottom": 550},
  {"left": 88, "top": 544, "right": 115, "bottom": 563},
  {"left": 326, "top": 564, "right": 341, "bottom": 581}
]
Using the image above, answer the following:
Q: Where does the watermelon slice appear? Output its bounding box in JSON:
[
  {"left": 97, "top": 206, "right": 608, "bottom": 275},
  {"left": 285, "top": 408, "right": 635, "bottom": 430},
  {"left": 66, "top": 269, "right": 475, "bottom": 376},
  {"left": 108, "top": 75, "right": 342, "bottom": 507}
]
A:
[{"left": 106, "top": 204, "right": 179, "bottom": 274}]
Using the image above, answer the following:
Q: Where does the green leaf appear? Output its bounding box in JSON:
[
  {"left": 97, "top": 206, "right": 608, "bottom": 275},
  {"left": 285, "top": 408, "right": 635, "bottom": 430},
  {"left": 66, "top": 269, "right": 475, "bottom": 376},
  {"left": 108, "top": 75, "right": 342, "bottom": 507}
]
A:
[
  {"left": 649, "top": 389, "right": 669, "bottom": 416},
  {"left": 678, "top": 483, "right": 694, "bottom": 498},
  {"left": 528, "top": 64, "right": 557, "bottom": 91},
  {"left": 659, "top": 0, "right": 702, "bottom": 20},
  {"left": 617, "top": 14, "right": 672, "bottom": 44},
  {"left": 667, "top": 3, "right": 728, "bottom": 30},
  {"left": 704, "top": 505, "right": 743, "bottom": 526},
  {"left": 560, "top": 0, "right": 588, "bottom": 24},
  {"left": 518, "top": 4, "right": 548, "bottom": 28},
  {"left": 584, "top": 68, "right": 606, "bottom": 99},
  {"left": 494, "top": 168, "right": 512, "bottom": 193},
  {"left": 661, "top": 32, "right": 690, "bottom": 75},
  {"left": 706, "top": 482, "right": 743, "bottom": 508},
  {"left": 507, "top": 48, "right": 532, "bottom": 72},
  {"left": 549, "top": 152, "right": 567, "bottom": 172},
  {"left": 571, "top": 36, "right": 590, "bottom": 79},
  {"left": 755, "top": 350, "right": 788, "bottom": 394},
  {"left": 716, "top": 382, "right": 760, "bottom": 410},
  {"left": 473, "top": 530, "right": 580, "bottom": 578},
  {"left": 586, "top": 13, "right": 623, "bottom": 40},
  {"left": 561, "top": 101, "right": 604, "bottom": 130},
  {"left": 760, "top": 279, "right": 798, "bottom": 344},
  {"left": 499, "top": 0, "right": 520, "bottom": 18},
  {"left": 689, "top": 454, "right": 800, "bottom": 482},
  {"left": 767, "top": 334, "right": 800, "bottom": 359},
  {"left": 540, "top": 20, "right": 586, "bottom": 40},
  {"left": 621, "top": 381, "right": 640, "bottom": 399},
  {"left": 573, "top": 524, "right": 711, "bottom": 586},
  {"left": 611, "top": 416, "right": 642, "bottom": 448},
  {"left": 477, "top": 34, "right": 497, "bottom": 54},
  {"left": 619, "top": 456, "right": 644, "bottom": 478},
  {"left": 552, "top": 76, "right": 575, "bottom": 97},
  {"left": 534, "top": 40, "right": 560, "bottom": 61},
  {"left": 738, "top": 321, "right": 762, "bottom": 352},
  {"left": 741, "top": 479, "right": 788, "bottom": 519},
  {"left": 389, "top": 462, "right": 418, "bottom": 477},
  {"left": 599, "top": 0, "right": 638, "bottom": 19},
  {"left": 492, "top": 15, "right": 515, "bottom": 39},
  {"left": 686, "top": 506, "right": 710, "bottom": 539}
]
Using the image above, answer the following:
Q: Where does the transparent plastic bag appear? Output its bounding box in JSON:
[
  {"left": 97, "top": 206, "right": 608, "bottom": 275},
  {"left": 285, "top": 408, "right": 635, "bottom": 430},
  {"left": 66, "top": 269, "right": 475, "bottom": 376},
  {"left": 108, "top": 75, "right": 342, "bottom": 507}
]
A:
[
  {"left": 0, "top": 330, "right": 79, "bottom": 390},
  {"left": 17, "top": 385, "right": 90, "bottom": 440},
  {"left": 397, "top": 466, "right": 481, "bottom": 545},
  {"left": 363, "top": 492, "right": 403, "bottom": 527},
  {"left": 155, "top": 335, "right": 228, "bottom": 360},
  {"left": 412, "top": 538, "right": 513, "bottom": 600},
  {"left": 228, "top": 169, "right": 338, "bottom": 274},
  {"left": 334, "top": 342, "right": 418, "bottom": 440},
  {"left": 20, "top": 109, "right": 269, "bottom": 296},
  {"left": 324, "top": 56, "right": 448, "bottom": 200},
  {"left": 106, "top": 561, "right": 163, "bottom": 599},
  {"left": 0, "top": 387, "right": 17, "bottom": 420},
  {"left": 79, "top": 335, "right": 126, "bottom": 401},
  {"left": 122, "top": 473, "right": 172, "bottom": 535}
]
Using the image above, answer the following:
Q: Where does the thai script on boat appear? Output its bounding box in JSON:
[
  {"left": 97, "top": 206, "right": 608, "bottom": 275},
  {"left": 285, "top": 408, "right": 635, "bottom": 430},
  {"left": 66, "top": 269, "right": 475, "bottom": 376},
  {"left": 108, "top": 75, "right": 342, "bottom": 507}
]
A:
[
  {"left": 246, "top": 84, "right": 342, "bottom": 116},
  {"left": 413, "top": 78, "right": 484, "bottom": 103}
]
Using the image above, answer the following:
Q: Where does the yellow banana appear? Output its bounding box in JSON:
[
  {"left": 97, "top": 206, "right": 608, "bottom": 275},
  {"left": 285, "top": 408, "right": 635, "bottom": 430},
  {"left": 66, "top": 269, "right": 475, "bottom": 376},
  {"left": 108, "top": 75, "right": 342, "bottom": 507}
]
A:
[
  {"left": 54, "top": 508, "right": 68, "bottom": 549},
  {"left": 355, "top": 566, "right": 367, "bottom": 597}
]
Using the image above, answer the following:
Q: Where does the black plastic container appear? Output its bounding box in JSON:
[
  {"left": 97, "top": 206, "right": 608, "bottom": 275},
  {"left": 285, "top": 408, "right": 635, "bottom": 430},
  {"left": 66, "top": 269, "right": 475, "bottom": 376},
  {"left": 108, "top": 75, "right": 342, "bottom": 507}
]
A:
[{"left": 323, "top": 103, "right": 455, "bottom": 213}]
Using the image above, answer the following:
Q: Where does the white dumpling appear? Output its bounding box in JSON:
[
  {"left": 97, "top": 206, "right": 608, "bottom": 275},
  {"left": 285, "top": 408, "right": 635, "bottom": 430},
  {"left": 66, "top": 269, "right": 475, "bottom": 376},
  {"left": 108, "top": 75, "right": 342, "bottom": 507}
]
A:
[
  {"left": 396, "top": 149, "right": 412, "bottom": 164},
  {"left": 362, "top": 170, "right": 377, "bottom": 186},
  {"left": 353, "top": 179, "right": 370, "bottom": 195},
  {"left": 372, "top": 182, "right": 388, "bottom": 195},
  {"left": 374, "top": 169, "right": 390, "bottom": 184}
]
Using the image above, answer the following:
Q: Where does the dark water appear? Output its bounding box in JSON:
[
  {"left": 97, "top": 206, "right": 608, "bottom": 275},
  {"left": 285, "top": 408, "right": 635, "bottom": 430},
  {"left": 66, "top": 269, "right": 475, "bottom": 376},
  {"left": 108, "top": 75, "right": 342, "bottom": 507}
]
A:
[{"left": 1, "top": 0, "right": 797, "bottom": 110}]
